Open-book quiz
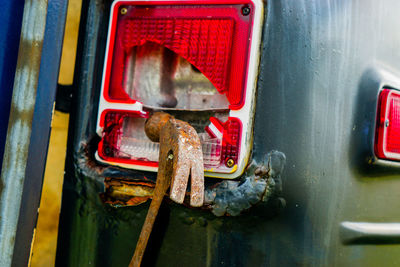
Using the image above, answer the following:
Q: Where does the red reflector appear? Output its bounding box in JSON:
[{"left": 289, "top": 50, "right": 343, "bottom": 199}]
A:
[
  {"left": 221, "top": 118, "right": 241, "bottom": 167},
  {"left": 375, "top": 89, "right": 400, "bottom": 160}
]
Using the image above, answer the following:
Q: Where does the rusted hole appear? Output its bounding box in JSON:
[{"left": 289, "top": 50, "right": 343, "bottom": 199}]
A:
[{"left": 100, "top": 177, "right": 155, "bottom": 206}]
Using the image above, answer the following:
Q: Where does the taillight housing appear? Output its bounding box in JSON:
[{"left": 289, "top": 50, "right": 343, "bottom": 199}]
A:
[
  {"left": 96, "top": 0, "right": 263, "bottom": 178},
  {"left": 375, "top": 88, "right": 400, "bottom": 161}
]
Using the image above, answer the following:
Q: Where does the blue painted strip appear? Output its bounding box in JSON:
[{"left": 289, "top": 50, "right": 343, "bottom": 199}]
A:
[{"left": 0, "top": 0, "right": 25, "bottom": 172}]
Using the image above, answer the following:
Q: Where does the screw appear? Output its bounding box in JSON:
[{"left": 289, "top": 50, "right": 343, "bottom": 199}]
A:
[
  {"left": 241, "top": 5, "right": 251, "bottom": 16},
  {"left": 104, "top": 146, "right": 111, "bottom": 155},
  {"left": 226, "top": 158, "right": 235, "bottom": 168},
  {"left": 120, "top": 7, "right": 128, "bottom": 15},
  {"left": 385, "top": 119, "right": 390, "bottom": 127}
]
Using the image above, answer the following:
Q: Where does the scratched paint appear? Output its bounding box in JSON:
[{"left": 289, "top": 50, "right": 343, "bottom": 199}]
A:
[{"left": 0, "top": 1, "right": 48, "bottom": 266}]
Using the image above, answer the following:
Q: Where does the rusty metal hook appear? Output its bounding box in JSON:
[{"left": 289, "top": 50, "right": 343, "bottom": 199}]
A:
[{"left": 129, "top": 112, "right": 204, "bottom": 267}]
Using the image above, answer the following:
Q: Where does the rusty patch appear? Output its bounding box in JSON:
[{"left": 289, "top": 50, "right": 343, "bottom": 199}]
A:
[
  {"left": 144, "top": 111, "right": 173, "bottom": 142},
  {"left": 144, "top": 112, "right": 204, "bottom": 207},
  {"left": 100, "top": 177, "right": 155, "bottom": 206}
]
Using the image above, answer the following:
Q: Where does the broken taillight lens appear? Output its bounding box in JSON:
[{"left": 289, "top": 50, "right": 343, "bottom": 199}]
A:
[
  {"left": 375, "top": 88, "right": 400, "bottom": 161},
  {"left": 96, "top": 0, "right": 263, "bottom": 178}
]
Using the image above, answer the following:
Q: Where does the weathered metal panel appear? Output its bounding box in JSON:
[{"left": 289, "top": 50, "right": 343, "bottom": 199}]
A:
[
  {"left": 0, "top": 0, "right": 68, "bottom": 266},
  {"left": 12, "top": 1, "right": 68, "bottom": 266},
  {"left": 0, "top": 1, "right": 48, "bottom": 265},
  {"left": 0, "top": 0, "right": 24, "bottom": 172},
  {"left": 57, "top": 0, "right": 400, "bottom": 266}
]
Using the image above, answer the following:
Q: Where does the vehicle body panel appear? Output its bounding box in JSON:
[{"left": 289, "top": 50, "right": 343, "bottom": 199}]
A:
[{"left": 56, "top": 0, "right": 400, "bottom": 266}]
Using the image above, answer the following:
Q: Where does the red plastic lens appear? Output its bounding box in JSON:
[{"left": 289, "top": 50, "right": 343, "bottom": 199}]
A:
[
  {"left": 98, "top": 110, "right": 155, "bottom": 167},
  {"left": 221, "top": 118, "right": 241, "bottom": 166},
  {"left": 120, "top": 18, "right": 233, "bottom": 95},
  {"left": 205, "top": 117, "right": 241, "bottom": 167},
  {"left": 375, "top": 89, "right": 400, "bottom": 160},
  {"left": 104, "top": 3, "right": 254, "bottom": 108}
]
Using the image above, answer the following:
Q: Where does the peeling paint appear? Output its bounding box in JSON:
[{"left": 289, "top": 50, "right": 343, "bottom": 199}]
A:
[{"left": 0, "top": 0, "right": 48, "bottom": 265}]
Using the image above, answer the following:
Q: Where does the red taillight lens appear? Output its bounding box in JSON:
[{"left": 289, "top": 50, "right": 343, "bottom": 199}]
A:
[
  {"left": 375, "top": 89, "right": 400, "bottom": 160},
  {"left": 105, "top": 3, "right": 253, "bottom": 108},
  {"left": 96, "top": 0, "right": 263, "bottom": 178}
]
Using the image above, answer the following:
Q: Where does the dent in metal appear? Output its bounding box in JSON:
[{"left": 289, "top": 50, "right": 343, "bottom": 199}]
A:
[
  {"left": 340, "top": 221, "right": 400, "bottom": 245},
  {"left": 0, "top": 0, "right": 48, "bottom": 266}
]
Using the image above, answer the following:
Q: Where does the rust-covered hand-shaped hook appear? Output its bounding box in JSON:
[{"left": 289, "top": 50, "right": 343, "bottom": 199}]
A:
[
  {"left": 144, "top": 112, "right": 204, "bottom": 206},
  {"left": 129, "top": 112, "right": 204, "bottom": 267}
]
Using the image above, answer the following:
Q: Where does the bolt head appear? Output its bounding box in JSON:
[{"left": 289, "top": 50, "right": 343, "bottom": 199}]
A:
[
  {"left": 241, "top": 5, "right": 251, "bottom": 16},
  {"left": 226, "top": 158, "right": 235, "bottom": 168},
  {"left": 120, "top": 7, "right": 128, "bottom": 15}
]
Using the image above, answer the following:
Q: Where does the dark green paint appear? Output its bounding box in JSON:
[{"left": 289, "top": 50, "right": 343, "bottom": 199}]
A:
[{"left": 57, "top": 0, "right": 400, "bottom": 266}]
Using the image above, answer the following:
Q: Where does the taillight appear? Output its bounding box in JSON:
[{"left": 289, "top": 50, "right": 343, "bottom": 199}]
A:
[
  {"left": 96, "top": 0, "right": 263, "bottom": 178},
  {"left": 375, "top": 88, "right": 400, "bottom": 161}
]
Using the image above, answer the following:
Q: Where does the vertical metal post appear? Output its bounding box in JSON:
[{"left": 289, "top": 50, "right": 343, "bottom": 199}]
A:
[
  {"left": 0, "top": 0, "right": 25, "bottom": 173},
  {"left": 0, "top": 0, "right": 68, "bottom": 266}
]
